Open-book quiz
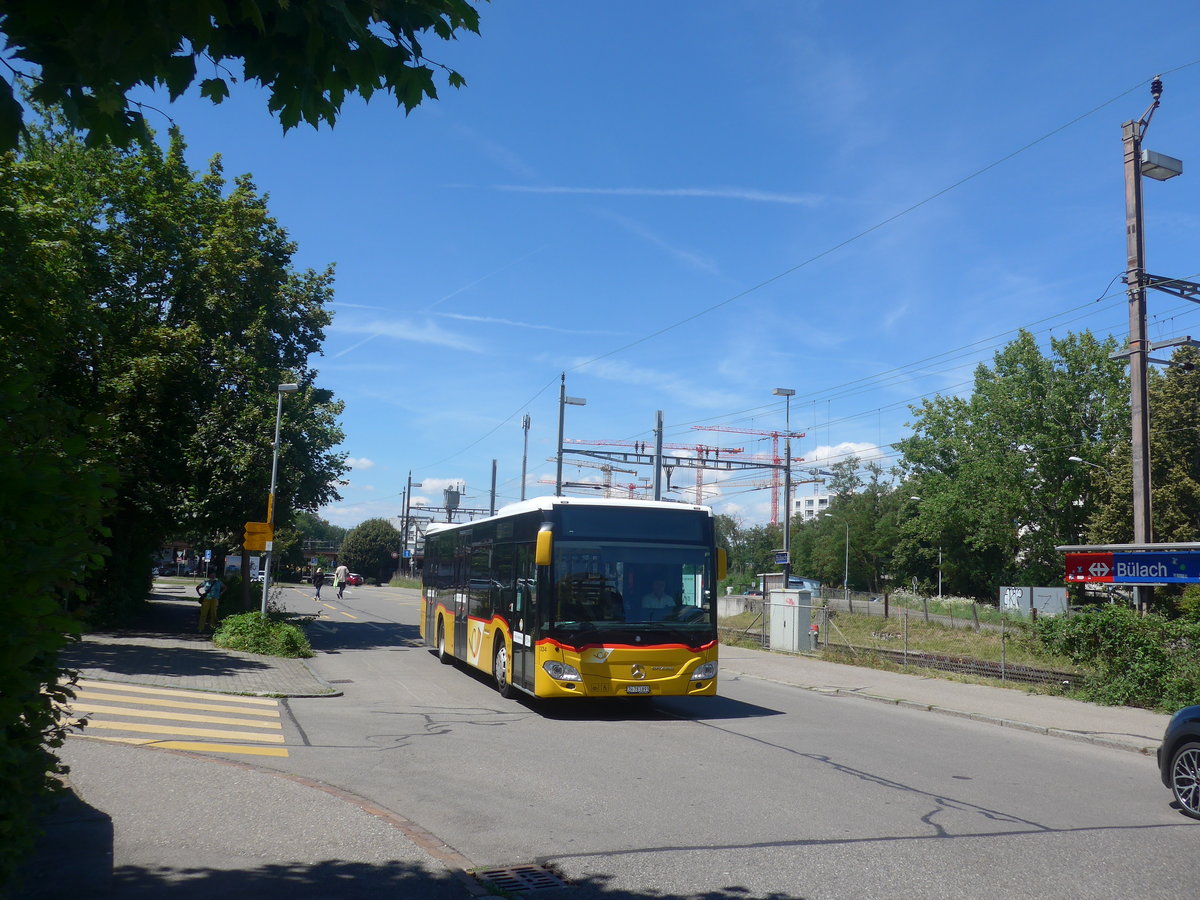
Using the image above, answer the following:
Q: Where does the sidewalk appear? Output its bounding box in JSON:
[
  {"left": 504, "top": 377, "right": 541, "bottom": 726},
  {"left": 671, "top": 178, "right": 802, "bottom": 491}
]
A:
[
  {"left": 718, "top": 645, "right": 1170, "bottom": 755},
  {"left": 58, "top": 587, "right": 340, "bottom": 698},
  {"left": 19, "top": 595, "right": 1171, "bottom": 898}
]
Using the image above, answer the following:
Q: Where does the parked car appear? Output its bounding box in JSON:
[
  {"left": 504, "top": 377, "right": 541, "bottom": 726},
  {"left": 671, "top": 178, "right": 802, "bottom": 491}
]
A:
[
  {"left": 1159, "top": 704, "right": 1200, "bottom": 819},
  {"left": 347, "top": 573, "right": 364, "bottom": 586}
]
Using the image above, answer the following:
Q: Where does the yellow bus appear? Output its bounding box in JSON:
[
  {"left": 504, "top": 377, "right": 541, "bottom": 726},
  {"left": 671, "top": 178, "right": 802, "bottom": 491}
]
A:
[{"left": 420, "top": 496, "right": 725, "bottom": 699}]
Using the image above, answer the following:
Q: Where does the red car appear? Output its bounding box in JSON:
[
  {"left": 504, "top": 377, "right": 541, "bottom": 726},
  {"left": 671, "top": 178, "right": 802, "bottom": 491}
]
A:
[{"left": 347, "top": 573, "right": 364, "bottom": 586}]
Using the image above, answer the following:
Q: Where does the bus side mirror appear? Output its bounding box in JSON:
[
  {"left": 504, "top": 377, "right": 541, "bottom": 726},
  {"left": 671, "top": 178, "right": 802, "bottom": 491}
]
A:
[
  {"left": 717, "top": 548, "right": 728, "bottom": 581},
  {"left": 536, "top": 528, "right": 553, "bottom": 566}
]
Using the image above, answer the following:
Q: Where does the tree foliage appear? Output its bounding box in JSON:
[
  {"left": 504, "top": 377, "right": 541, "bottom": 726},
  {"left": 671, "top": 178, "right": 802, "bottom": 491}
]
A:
[
  {"left": 1086, "top": 346, "right": 1200, "bottom": 546},
  {"left": 0, "top": 0, "right": 483, "bottom": 149},
  {"left": 340, "top": 518, "right": 403, "bottom": 583},
  {"left": 895, "top": 330, "right": 1128, "bottom": 599},
  {"left": 10, "top": 120, "right": 348, "bottom": 619},
  {"left": 0, "top": 154, "right": 113, "bottom": 884}
]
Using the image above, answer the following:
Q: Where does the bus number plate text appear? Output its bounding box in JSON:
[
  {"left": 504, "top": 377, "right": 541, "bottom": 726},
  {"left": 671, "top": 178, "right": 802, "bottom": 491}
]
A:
[{"left": 626, "top": 685, "right": 651, "bottom": 694}]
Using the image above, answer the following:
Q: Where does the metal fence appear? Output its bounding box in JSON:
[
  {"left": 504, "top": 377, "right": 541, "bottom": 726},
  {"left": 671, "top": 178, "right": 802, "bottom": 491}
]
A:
[{"left": 718, "top": 594, "right": 1080, "bottom": 687}]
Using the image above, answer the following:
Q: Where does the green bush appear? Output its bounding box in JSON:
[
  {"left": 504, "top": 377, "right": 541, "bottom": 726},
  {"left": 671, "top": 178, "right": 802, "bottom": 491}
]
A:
[
  {"left": 213, "top": 612, "right": 313, "bottom": 658},
  {"left": 1033, "top": 606, "right": 1200, "bottom": 710}
]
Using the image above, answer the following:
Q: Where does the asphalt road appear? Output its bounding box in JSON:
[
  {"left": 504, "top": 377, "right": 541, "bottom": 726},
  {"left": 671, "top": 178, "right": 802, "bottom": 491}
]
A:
[{"left": 188, "top": 582, "right": 1195, "bottom": 899}]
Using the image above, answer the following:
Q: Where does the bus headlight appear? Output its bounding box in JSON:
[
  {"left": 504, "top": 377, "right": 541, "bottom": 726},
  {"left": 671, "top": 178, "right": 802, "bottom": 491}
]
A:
[
  {"left": 690, "top": 661, "right": 718, "bottom": 681},
  {"left": 543, "top": 661, "right": 583, "bottom": 682}
]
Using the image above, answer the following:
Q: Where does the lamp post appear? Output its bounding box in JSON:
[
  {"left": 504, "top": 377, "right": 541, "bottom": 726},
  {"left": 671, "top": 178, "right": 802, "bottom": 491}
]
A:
[
  {"left": 401, "top": 473, "right": 424, "bottom": 577},
  {"left": 1068, "top": 455, "right": 1109, "bottom": 473},
  {"left": 555, "top": 372, "right": 586, "bottom": 495},
  {"left": 773, "top": 388, "right": 796, "bottom": 585},
  {"left": 261, "top": 383, "right": 299, "bottom": 616}
]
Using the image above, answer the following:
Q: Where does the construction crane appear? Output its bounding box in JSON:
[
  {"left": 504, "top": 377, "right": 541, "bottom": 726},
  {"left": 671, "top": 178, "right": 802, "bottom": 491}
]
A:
[
  {"left": 697, "top": 471, "right": 826, "bottom": 523},
  {"left": 566, "top": 438, "right": 745, "bottom": 504},
  {"left": 548, "top": 457, "right": 637, "bottom": 499},
  {"left": 537, "top": 477, "right": 648, "bottom": 499},
  {"left": 692, "top": 425, "right": 806, "bottom": 524}
]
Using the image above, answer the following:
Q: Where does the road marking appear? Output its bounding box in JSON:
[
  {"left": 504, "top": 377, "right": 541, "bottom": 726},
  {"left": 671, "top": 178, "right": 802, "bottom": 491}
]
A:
[
  {"left": 80, "top": 719, "right": 286, "bottom": 743},
  {"left": 70, "top": 702, "right": 282, "bottom": 729},
  {"left": 152, "top": 741, "right": 289, "bottom": 757},
  {"left": 75, "top": 688, "right": 282, "bottom": 717},
  {"left": 339, "top": 610, "right": 358, "bottom": 619},
  {"left": 71, "top": 733, "right": 289, "bottom": 757},
  {"left": 70, "top": 679, "right": 291, "bottom": 757},
  {"left": 75, "top": 680, "right": 278, "bottom": 706}
]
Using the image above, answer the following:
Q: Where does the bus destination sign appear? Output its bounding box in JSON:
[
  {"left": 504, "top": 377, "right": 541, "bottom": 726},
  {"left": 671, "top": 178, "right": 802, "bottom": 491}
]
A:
[{"left": 1065, "top": 551, "right": 1200, "bottom": 584}]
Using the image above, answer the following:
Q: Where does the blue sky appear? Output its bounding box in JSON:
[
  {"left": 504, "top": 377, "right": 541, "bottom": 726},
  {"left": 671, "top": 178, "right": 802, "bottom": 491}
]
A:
[{"left": 130, "top": 1, "right": 1200, "bottom": 527}]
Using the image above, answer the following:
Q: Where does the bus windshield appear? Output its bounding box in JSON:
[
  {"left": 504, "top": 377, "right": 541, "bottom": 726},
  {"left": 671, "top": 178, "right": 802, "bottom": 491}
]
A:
[{"left": 547, "top": 541, "right": 715, "bottom": 632}]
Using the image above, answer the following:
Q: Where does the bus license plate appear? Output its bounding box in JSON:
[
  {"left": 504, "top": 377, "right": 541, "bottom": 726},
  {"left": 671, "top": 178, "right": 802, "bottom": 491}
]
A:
[{"left": 626, "top": 685, "right": 651, "bottom": 694}]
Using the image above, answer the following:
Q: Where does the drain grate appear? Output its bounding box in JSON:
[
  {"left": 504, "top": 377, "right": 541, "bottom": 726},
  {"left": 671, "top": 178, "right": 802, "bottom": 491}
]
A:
[
  {"left": 326, "top": 679, "right": 354, "bottom": 684},
  {"left": 472, "top": 864, "right": 569, "bottom": 893}
]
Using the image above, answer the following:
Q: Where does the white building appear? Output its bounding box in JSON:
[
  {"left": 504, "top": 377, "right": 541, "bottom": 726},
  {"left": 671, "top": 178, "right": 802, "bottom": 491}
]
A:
[{"left": 795, "top": 492, "right": 831, "bottom": 522}]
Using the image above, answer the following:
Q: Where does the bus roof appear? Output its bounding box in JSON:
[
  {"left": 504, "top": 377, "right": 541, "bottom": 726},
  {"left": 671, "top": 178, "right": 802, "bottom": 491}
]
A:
[{"left": 424, "top": 495, "right": 712, "bottom": 535}]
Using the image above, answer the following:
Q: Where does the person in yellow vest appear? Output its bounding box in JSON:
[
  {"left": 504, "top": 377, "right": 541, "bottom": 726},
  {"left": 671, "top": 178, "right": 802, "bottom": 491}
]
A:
[{"left": 196, "top": 574, "right": 224, "bottom": 631}]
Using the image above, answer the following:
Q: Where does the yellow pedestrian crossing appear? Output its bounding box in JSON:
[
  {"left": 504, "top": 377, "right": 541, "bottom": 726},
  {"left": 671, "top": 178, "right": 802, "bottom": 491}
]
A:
[{"left": 68, "top": 678, "right": 291, "bottom": 758}]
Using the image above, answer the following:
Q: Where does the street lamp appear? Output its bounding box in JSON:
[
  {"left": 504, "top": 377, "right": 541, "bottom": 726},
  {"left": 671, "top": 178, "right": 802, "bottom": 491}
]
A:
[
  {"left": 555, "top": 372, "right": 586, "bottom": 495},
  {"left": 823, "top": 513, "right": 849, "bottom": 603},
  {"left": 773, "top": 387, "right": 795, "bottom": 585},
  {"left": 1067, "top": 455, "right": 1109, "bottom": 473},
  {"left": 261, "top": 383, "right": 299, "bottom": 616}
]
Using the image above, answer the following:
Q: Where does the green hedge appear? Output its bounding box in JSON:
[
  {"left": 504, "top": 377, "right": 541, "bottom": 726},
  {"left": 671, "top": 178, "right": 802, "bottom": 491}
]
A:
[{"left": 1033, "top": 606, "right": 1200, "bottom": 710}]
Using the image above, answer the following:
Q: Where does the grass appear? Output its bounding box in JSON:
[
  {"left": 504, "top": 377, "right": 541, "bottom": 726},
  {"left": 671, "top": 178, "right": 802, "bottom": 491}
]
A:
[{"left": 719, "top": 607, "right": 1076, "bottom": 670}]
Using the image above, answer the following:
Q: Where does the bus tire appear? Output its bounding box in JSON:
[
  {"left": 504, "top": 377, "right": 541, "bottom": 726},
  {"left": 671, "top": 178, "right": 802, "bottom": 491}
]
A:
[
  {"left": 494, "top": 638, "right": 513, "bottom": 698},
  {"left": 436, "top": 620, "right": 452, "bottom": 665}
]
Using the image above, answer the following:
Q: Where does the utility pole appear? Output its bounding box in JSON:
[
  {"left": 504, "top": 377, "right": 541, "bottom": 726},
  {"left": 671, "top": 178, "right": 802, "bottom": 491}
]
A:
[
  {"left": 490, "top": 459, "right": 497, "bottom": 516},
  {"left": 520, "top": 414, "right": 531, "bottom": 501},
  {"left": 653, "top": 411, "right": 664, "bottom": 500},
  {"left": 1123, "top": 82, "right": 1156, "bottom": 613}
]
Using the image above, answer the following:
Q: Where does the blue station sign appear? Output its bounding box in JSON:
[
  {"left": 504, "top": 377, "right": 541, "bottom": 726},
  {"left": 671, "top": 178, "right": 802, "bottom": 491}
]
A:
[{"left": 1065, "top": 551, "right": 1200, "bottom": 584}]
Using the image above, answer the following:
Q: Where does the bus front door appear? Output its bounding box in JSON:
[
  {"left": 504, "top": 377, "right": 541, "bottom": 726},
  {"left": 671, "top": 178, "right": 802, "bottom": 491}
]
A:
[{"left": 512, "top": 548, "right": 536, "bottom": 691}]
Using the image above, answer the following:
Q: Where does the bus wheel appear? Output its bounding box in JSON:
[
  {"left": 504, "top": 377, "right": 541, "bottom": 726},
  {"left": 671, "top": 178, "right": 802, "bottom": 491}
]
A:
[
  {"left": 494, "top": 640, "right": 513, "bottom": 698},
  {"left": 436, "top": 620, "right": 452, "bottom": 665}
]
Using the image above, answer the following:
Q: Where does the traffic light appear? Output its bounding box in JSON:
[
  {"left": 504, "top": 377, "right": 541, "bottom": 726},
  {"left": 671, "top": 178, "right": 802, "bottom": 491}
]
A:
[{"left": 243, "top": 521, "right": 273, "bottom": 551}]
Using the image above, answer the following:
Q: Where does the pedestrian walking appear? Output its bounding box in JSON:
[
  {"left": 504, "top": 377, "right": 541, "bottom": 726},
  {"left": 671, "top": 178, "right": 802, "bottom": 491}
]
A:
[
  {"left": 196, "top": 574, "right": 224, "bottom": 631},
  {"left": 313, "top": 568, "right": 324, "bottom": 600},
  {"left": 334, "top": 563, "right": 349, "bottom": 600}
]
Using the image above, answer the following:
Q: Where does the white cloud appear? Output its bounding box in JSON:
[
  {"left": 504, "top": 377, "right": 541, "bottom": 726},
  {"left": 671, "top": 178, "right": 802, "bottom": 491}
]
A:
[
  {"left": 345, "top": 457, "right": 376, "bottom": 470},
  {"left": 494, "top": 184, "right": 824, "bottom": 206},
  {"left": 804, "top": 442, "right": 886, "bottom": 466},
  {"left": 435, "top": 312, "right": 627, "bottom": 336},
  {"left": 593, "top": 209, "right": 721, "bottom": 275},
  {"left": 570, "top": 357, "right": 743, "bottom": 409},
  {"left": 327, "top": 318, "right": 485, "bottom": 356}
]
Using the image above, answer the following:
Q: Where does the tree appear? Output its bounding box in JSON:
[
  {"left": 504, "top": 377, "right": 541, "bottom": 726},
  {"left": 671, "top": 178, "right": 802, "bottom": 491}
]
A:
[
  {"left": 340, "top": 518, "right": 403, "bottom": 583},
  {"left": 11, "top": 118, "right": 348, "bottom": 619},
  {"left": 0, "top": 150, "right": 114, "bottom": 884},
  {"left": 0, "top": 0, "right": 483, "bottom": 148},
  {"left": 1088, "top": 346, "right": 1200, "bottom": 545},
  {"left": 895, "top": 330, "right": 1128, "bottom": 599}
]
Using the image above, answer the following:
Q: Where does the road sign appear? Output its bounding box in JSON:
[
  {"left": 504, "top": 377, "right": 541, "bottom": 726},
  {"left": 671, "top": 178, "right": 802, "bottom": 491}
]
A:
[
  {"left": 243, "top": 521, "right": 273, "bottom": 552},
  {"left": 1066, "top": 551, "right": 1200, "bottom": 583}
]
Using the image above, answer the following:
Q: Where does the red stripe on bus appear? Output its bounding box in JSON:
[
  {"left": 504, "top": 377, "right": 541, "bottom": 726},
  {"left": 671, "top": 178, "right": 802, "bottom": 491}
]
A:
[{"left": 536, "top": 636, "right": 717, "bottom": 653}]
